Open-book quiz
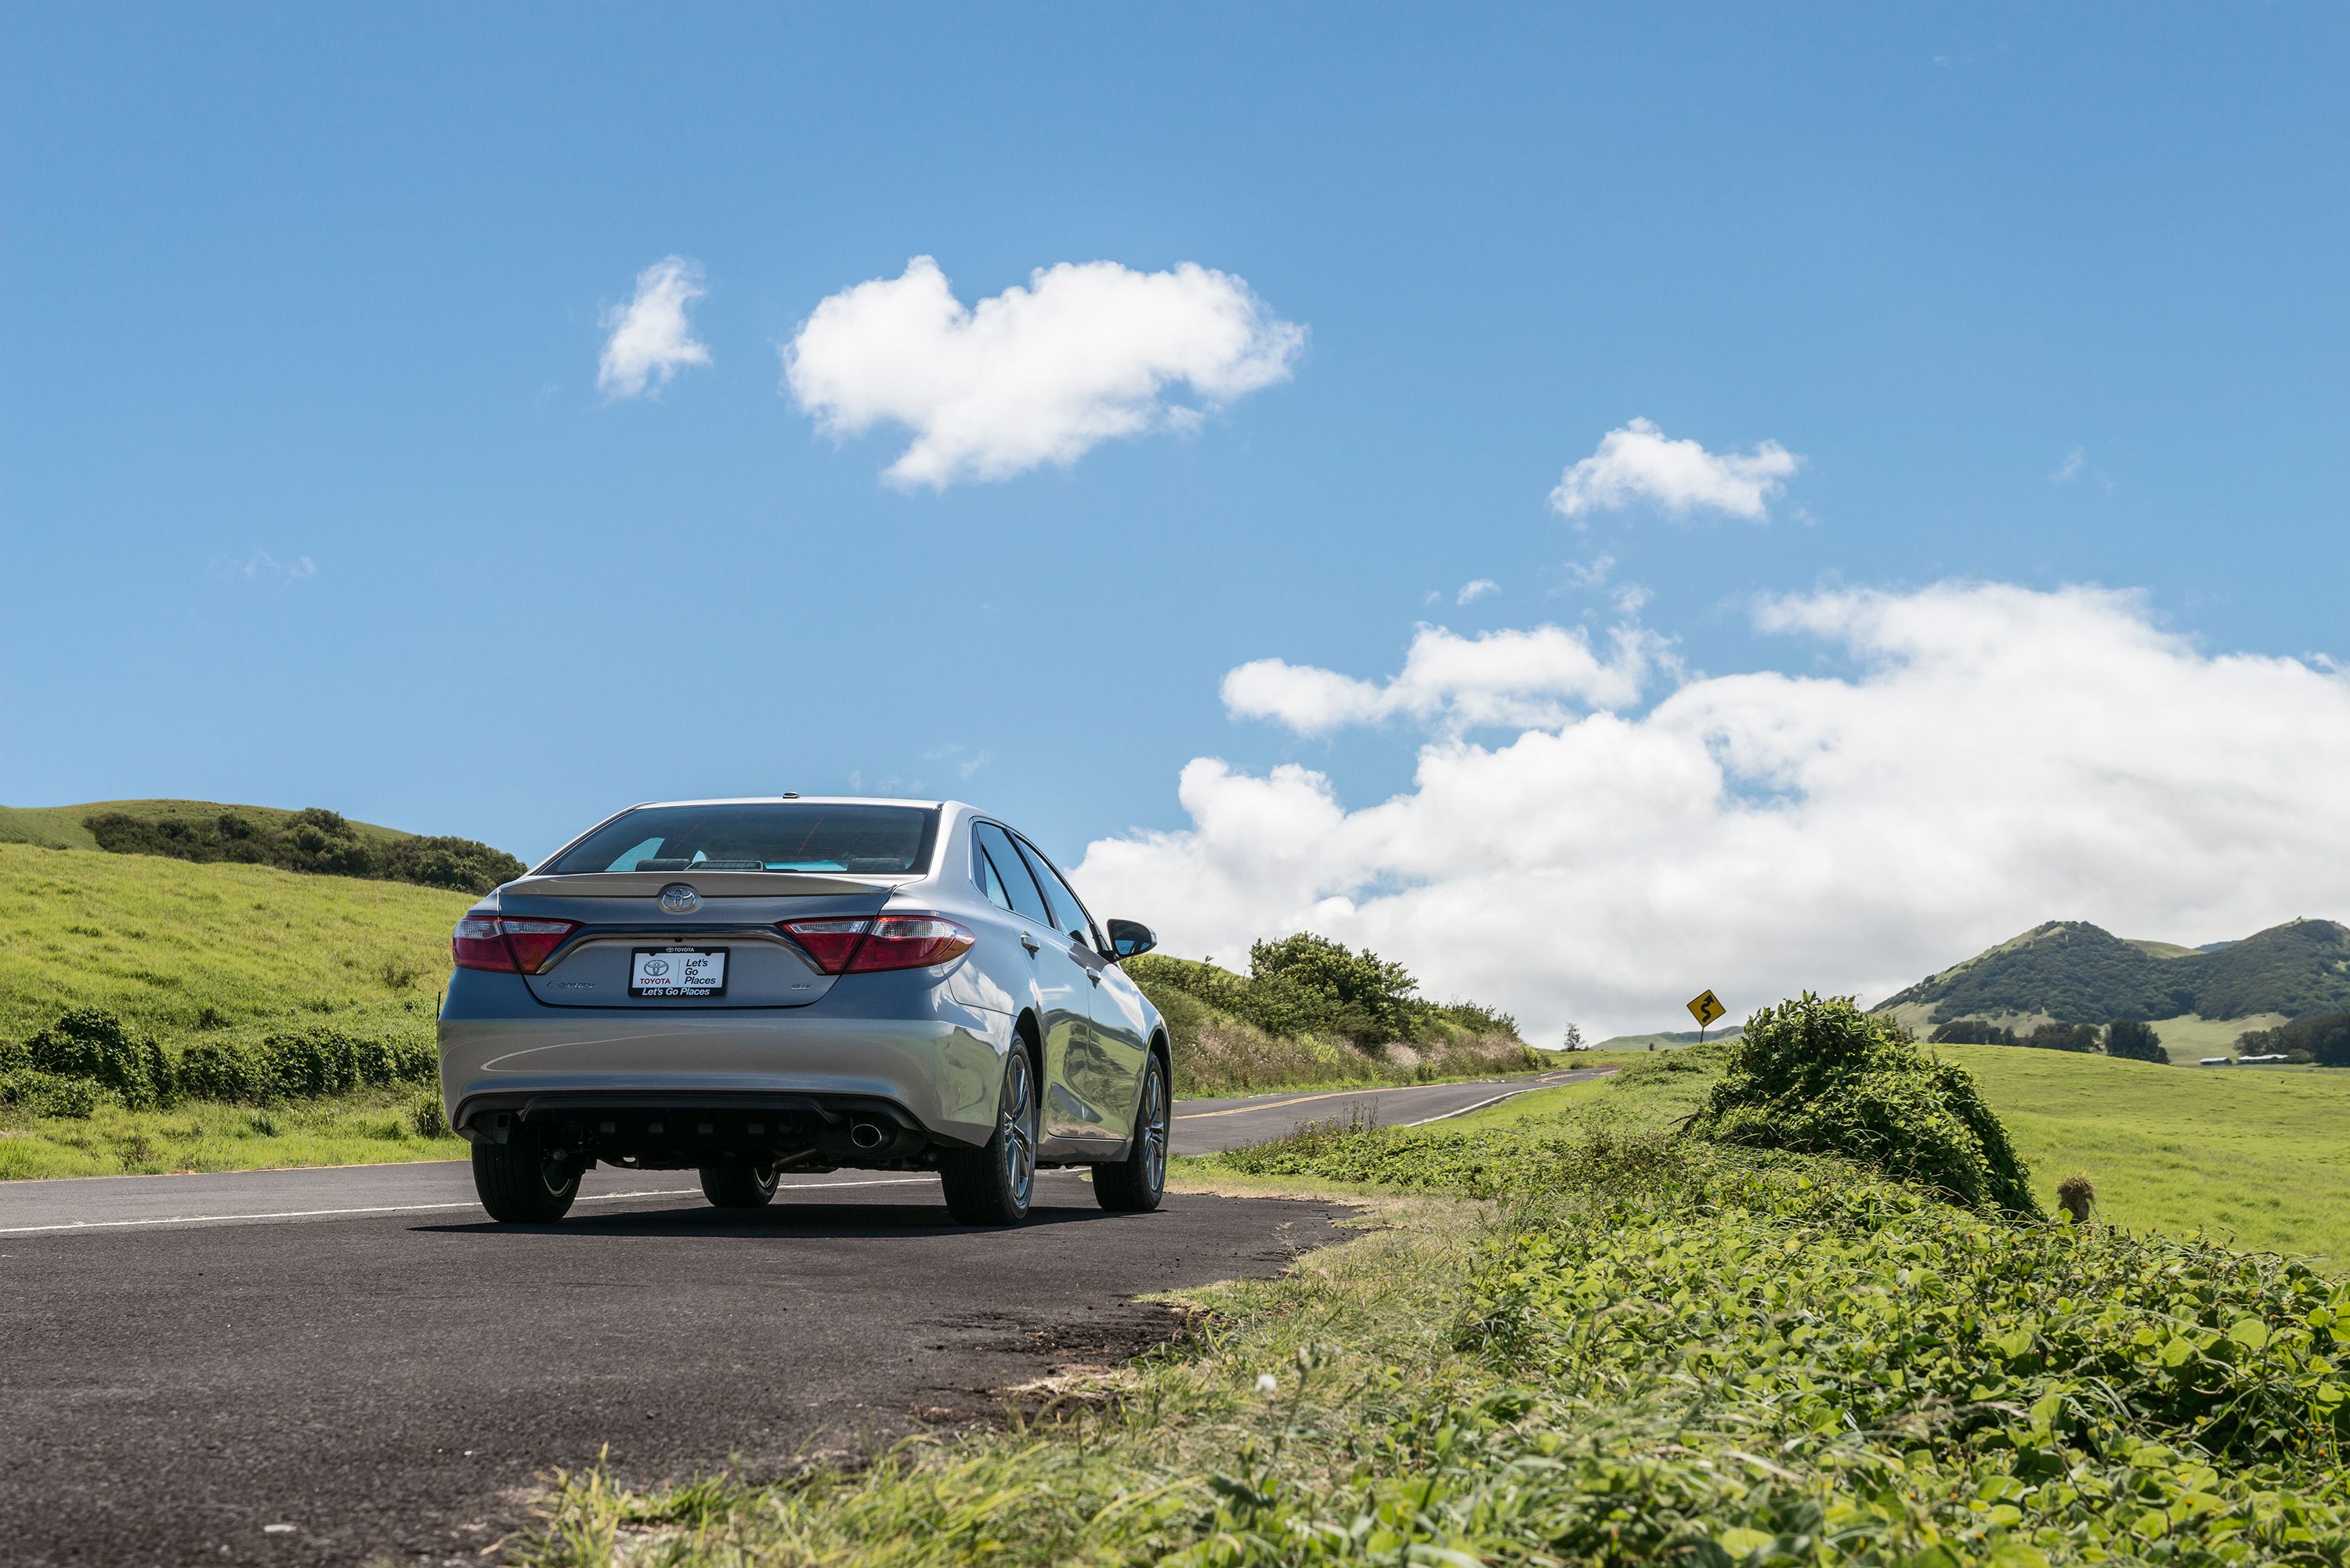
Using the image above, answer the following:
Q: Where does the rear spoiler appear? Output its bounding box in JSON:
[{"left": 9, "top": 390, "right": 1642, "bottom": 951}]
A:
[{"left": 502, "top": 871, "right": 902, "bottom": 898}]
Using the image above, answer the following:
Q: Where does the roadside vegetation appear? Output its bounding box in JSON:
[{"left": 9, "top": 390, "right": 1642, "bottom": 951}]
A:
[
  {"left": 0, "top": 1086, "right": 462, "bottom": 1180},
  {"left": 512, "top": 995, "right": 2350, "bottom": 1566},
  {"left": 0, "top": 1005, "right": 450, "bottom": 1179},
  {"left": 1447, "top": 1033, "right": 2350, "bottom": 1266},
  {"left": 1129, "top": 934, "right": 1535, "bottom": 1097},
  {"left": 0, "top": 840, "right": 470, "bottom": 1176}
]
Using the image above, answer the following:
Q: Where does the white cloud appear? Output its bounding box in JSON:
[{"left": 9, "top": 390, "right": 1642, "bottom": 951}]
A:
[
  {"left": 212, "top": 549, "right": 316, "bottom": 585},
  {"left": 598, "top": 257, "right": 711, "bottom": 399},
  {"left": 1456, "top": 579, "right": 1499, "bottom": 605},
  {"left": 1549, "top": 417, "right": 1801, "bottom": 522},
  {"left": 2052, "top": 446, "right": 2088, "bottom": 483},
  {"left": 783, "top": 256, "right": 1304, "bottom": 488},
  {"left": 1220, "top": 621, "right": 1667, "bottom": 737},
  {"left": 1076, "top": 582, "right": 2350, "bottom": 1040},
  {"left": 1560, "top": 554, "right": 1615, "bottom": 590}
]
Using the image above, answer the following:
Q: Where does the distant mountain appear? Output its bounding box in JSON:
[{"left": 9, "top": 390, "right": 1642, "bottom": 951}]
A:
[{"left": 1873, "top": 917, "right": 2350, "bottom": 1027}]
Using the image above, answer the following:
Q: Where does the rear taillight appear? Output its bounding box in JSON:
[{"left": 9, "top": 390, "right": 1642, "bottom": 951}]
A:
[
  {"left": 451, "top": 915, "right": 580, "bottom": 974},
  {"left": 780, "top": 914, "right": 976, "bottom": 974},
  {"left": 779, "top": 919, "right": 870, "bottom": 973}
]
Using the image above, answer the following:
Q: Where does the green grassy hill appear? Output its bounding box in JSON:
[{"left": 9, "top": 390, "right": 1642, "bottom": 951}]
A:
[
  {"left": 0, "top": 799, "right": 413, "bottom": 854},
  {"left": 1873, "top": 915, "right": 2350, "bottom": 1037},
  {"left": 0, "top": 840, "right": 465, "bottom": 1050},
  {"left": 0, "top": 798, "right": 525, "bottom": 893}
]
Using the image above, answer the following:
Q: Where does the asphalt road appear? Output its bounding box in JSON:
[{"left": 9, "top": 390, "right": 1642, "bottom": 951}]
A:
[{"left": 0, "top": 1068, "right": 1602, "bottom": 1567}]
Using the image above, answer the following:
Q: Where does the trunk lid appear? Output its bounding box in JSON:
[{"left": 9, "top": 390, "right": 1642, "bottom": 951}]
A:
[{"left": 494, "top": 872, "right": 903, "bottom": 1009}]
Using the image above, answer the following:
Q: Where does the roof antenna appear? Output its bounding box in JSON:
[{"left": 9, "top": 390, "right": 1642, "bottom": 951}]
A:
[{"left": 780, "top": 791, "right": 800, "bottom": 799}]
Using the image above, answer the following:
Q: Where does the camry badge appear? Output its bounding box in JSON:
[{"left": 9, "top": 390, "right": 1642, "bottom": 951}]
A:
[{"left": 658, "top": 883, "right": 701, "bottom": 914}]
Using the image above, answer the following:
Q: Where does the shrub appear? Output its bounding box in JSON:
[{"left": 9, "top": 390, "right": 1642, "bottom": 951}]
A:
[
  {"left": 0, "top": 1068, "right": 99, "bottom": 1119},
  {"left": 409, "top": 1089, "right": 449, "bottom": 1138},
  {"left": 176, "top": 1038, "right": 273, "bottom": 1103},
  {"left": 2056, "top": 1171, "right": 2096, "bottom": 1223},
  {"left": 24, "top": 1008, "right": 174, "bottom": 1107},
  {"left": 2024, "top": 1020, "right": 2103, "bottom": 1052},
  {"left": 1130, "top": 937, "right": 1522, "bottom": 1053},
  {"left": 271, "top": 808, "right": 376, "bottom": 877},
  {"left": 81, "top": 805, "right": 523, "bottom": 894},
  {"left": 379, "top": 834, "right": 525, "bottom": 894},
  {"left": 2105, "top": 1017, "right": 2169, "bottom": 1062},
  {"left": 1248, "top": 933, "right": 1420, "bottom": 1041},
  {"left": 1687, "top": 992, "right": 2039, "bottom": 1216},
  {"left": 175, "top": 1027, "right": 436, "bottom": 1104},
  {"left": 1929, "top": 1017, "right": 2017, "bottom": 1045}
]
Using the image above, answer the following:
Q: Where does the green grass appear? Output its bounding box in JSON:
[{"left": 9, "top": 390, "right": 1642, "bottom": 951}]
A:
[
  {"left": 0, "top": 840, "right": 465, "bottom": 1048},
  {"left": 1941, "top": 1042, "right": 2350, "bottom": 1266},
  {"left": 2149, "top": 1012, "right": 2291, "bottom": 1057},
  {"left": 1477, "top": 1042, "right": 2350, "bottom": 1267},
  {"left": 0, "top": 1086, "right": 464, "bottom": 1180}
]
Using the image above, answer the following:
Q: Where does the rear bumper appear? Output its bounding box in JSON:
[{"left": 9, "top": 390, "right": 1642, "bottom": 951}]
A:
[{"left": 437, "top": 970, "right": 1014, "bottom": 1151}]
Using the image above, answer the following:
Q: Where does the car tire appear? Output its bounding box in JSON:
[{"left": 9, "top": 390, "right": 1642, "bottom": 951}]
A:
[
  {"left": 1093, "top": 1053, "right": 1169, "bottom": 1213},
  {"left": 700, "top": 1162, "right": 780, "bottom": 1209},
  {"left": 471, "top": 1138, "right": 580, "bottom": 1223},
  {"left": 940, "top": 1046, "right": 1038, "bottom": 1225}
]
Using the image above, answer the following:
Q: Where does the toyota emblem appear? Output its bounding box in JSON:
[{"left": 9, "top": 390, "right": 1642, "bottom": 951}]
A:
[{"left": 658, "top": 883, "right": 701, "bottom": 914}]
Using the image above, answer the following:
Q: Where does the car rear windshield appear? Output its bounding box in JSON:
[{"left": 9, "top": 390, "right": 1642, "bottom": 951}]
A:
[{"left": 544, "top": 804, "right": 939, "bottom": 876}]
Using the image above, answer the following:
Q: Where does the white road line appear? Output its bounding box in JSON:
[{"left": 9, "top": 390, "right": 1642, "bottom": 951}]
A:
[
  {"left": 0, "top": 1172, "right": 1065, "bottom": 1237},
  {"left": 1402, "top": 1068, "right": 1615, "bottom": 1128},
  {"left": 1173, "top": 1070, "right": 1591, "bottom": 1123}
]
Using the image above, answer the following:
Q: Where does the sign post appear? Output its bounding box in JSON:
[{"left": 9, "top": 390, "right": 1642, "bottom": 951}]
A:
[{"left": 1686, "top": 988, "right": 1726, "bottom": 1046}]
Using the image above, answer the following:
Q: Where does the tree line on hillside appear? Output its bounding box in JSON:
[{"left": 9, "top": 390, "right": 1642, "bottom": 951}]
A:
[
  {"left": 85, "top": 807, "right": 523, "bottom": 894},
  {"left": 2235, "top": 1012, "right": 2350, "bottom": 1067},
  {"left": 1126, "top": 931, "right": 1520, "bottom": 1047},
  {"left": 1929, "top": 1016, "right": 2169, "bottom": 1061},
  {"left": 1880, "top": 917, "right": 2350, "bottom": 1027}
]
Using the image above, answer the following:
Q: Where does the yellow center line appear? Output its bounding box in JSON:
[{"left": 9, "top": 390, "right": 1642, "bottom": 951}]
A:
[{"left": 1172, "top": 1071, "right": 1588, "bottom": 1122}]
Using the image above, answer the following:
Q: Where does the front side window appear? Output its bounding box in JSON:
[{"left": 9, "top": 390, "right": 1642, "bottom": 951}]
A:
[
  {"left": 547, "top": 804, "right": 938, "bottom": 876},
  {"left": 972, "top": 822, "right": 1051, "bottom": 926}
]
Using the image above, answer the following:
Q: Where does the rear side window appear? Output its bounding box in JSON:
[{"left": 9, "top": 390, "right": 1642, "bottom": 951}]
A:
[
  {"left": 1015, "top": 836, "right": 1099, "bottom": 950},
  {"left": 548, "top": 804, "right": 938, "bottom": 875},
  {"left": 975, "top": 847, "right": 1018, "bottom": 913},
  {"left": 972, "top": 822, "right": 1051, "bottom": 926}
]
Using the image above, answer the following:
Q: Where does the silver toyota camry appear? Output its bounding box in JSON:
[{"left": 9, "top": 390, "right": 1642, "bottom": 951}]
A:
[{"left": 436, "top": 797, "right": 1169, "bottom": 1227}]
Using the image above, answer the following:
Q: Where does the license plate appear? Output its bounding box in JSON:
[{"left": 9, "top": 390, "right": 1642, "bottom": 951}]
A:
[{"left": 630, "top": 947, "right": 728, "bottom": 998}]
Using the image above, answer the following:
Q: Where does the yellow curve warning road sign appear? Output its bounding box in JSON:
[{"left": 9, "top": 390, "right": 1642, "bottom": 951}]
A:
[{"left": 1686, "top": 989, "right": 1726, "bottom": 1028}]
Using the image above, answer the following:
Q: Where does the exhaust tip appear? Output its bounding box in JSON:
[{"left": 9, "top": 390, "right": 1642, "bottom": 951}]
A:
[{"left": 848, "top": 1120, "right": 886, "bottom": 1151}]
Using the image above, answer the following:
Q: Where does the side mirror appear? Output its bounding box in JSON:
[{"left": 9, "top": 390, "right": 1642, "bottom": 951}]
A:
[{"left": 1105, "top": 919, "right": 1157, "bottom": 961}]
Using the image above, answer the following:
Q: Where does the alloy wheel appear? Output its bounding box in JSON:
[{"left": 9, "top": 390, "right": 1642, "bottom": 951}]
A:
[
  {"left": 1141, "top": 1065, "right": 1169, "bottom": 1191},
  {"left": 1001, "top": 1051, "right": 1036, "bottom": 1207}
]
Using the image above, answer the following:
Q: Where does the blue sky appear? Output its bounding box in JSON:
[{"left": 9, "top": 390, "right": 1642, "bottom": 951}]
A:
[{"left": 5, "top": 6, "right": 2346, "bottom": 1029}]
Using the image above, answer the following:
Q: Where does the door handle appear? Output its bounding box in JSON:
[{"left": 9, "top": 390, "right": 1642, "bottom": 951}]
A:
[{"left": 1020, "top": 933, "right": 1041, "bottom": 954}]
